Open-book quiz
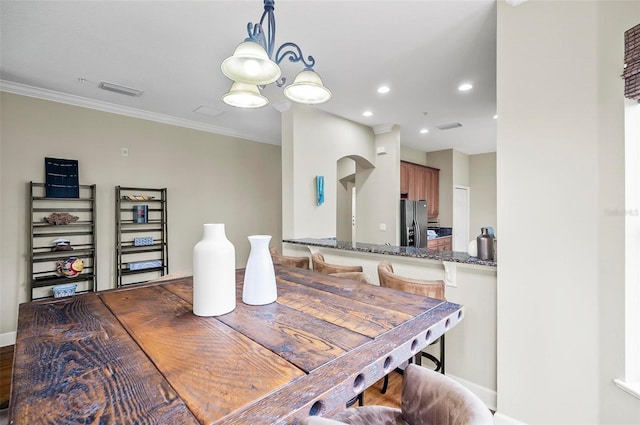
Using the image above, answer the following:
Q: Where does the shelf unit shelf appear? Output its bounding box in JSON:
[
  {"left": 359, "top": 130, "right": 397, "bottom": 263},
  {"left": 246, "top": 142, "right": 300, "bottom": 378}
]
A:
[
  {"left": 28, "top": 182, "right": 97, "bottom": 300},
  {"left": 115, "top": 186, "right": 169, "bottom": 288}
]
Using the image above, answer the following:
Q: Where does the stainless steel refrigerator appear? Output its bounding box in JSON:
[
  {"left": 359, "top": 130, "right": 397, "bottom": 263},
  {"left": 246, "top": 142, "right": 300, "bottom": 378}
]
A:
[{"left": 400, "top": 200, "right": 428, "bottom": 248}]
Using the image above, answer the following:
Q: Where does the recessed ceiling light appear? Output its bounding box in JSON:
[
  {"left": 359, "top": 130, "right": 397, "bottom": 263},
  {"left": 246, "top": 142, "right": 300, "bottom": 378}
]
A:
[
  {"left": 363, "top": 111, "right": 373, "bottom": 117},
  {"left": 377, "top": 86, "right": 390, "bottom": 94},
  {"left": 458, "top": 83, "right": 473, "bottom": 92},
  {"left": 420, "top": 128, "right": 429, "bottom": 134},
  {"left": 493, "top": 114, "right": 498, "bottom": 119}
]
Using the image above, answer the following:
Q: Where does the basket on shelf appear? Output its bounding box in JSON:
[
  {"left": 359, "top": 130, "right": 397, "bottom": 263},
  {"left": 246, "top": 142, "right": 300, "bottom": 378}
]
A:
[{"left": 52, "top": 283, "right": 77, "bottom": 298}]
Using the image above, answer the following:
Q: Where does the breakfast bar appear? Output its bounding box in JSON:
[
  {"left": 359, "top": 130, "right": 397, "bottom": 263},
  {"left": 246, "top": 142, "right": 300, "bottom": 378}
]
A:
[
  {"left": 281, "top": 238, "right": 498, "bottom": 409},
  {"left": 9, "top": 265, "right": 463, "bottom": 424}
]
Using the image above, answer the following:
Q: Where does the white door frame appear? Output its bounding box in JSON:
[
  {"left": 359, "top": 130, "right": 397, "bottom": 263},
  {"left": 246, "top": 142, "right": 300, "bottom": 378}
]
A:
[
  {"left": 453, "top": 185, "right": 470, "bottom": 252},
  {"left": 351, "top": 186, "right": 357, "bottom": 242}
]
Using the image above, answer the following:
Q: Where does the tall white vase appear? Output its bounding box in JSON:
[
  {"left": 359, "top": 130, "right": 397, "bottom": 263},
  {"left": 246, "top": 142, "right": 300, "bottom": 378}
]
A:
[
  {"left": 242, "top": 235, "right": 277, "bottom": 305},
  {"left": 192, "top": 223, "right": 236, "bottom": 316}
]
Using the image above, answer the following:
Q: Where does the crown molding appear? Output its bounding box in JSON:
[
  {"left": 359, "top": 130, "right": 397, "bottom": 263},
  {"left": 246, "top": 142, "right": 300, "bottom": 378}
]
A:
[
  {"left": 373, "top": 124, "right": 395, "bottom": 135},
  {"left": 0, "top": 80, "right": 279, "bottom": 146}
]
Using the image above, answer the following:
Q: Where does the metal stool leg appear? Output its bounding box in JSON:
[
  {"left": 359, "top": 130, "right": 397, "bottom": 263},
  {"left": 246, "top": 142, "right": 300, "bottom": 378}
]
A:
[
  {"left": 381, "top": 374, "right": 389, "bottom": 394},
  {"left": 419, "top": 334, "right": 445, "bottom": 374},
  {"left": 346, "top": 392, "right": 363, "bottom": 407}
]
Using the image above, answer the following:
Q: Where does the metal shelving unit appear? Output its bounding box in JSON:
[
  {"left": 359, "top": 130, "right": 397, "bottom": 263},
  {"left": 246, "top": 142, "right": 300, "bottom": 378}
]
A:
[
  {"left": 115, "top": 186, "right": 168, "bottom": 287},
  {"left": 28, "top": 182, "right": 97, "bottom": 300}
]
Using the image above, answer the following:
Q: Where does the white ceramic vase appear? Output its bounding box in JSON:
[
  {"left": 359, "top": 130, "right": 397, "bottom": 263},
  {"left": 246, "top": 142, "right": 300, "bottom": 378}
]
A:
[
  {"left": 242, "top": 235, "right": 277, "bottom": 305},
  {"left": 192, "top": 223, "right": 236, "bottom": 316}
]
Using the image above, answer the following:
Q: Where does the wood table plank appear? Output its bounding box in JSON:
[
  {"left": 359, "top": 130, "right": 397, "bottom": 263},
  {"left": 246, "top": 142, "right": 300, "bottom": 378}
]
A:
[
  {"left": 276, "top": 266, "right": 444, "bottom": 315},
  {"left": 216, "top": 301, "right": 370, "bottom": 373},
  {"left": 10, "top": 294, "right": 198, "bottom": 424},
  {"left": 163, "top": 277, "right": 372, "bottom": 373},
  {"left": 222, "top": 302, "right": 464, "bottom": 424},
  {"left": 100, "top": 284, "right": 305, "bottom": 424},
  {"left": 10, "top": 269, "right": 464, "bottom": 425},
  {"left": 276, "top": 278, "right": 411, "bottom": 338}
]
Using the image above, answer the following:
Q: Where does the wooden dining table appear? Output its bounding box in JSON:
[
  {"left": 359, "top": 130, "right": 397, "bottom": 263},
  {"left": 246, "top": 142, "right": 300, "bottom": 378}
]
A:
[{"left": 9, "top": 265, "right": 463, "bottom": 424}]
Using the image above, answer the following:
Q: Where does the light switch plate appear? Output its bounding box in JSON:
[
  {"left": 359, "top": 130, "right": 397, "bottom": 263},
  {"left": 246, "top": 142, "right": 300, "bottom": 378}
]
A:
[{"left": 443, "top": 261, "right": 457, "bottom": 287}]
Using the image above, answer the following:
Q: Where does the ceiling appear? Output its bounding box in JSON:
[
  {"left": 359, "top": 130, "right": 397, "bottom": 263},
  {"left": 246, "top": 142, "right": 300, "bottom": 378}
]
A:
[{"left": 0, "top": 0, "right": 497, "bottom": 155}]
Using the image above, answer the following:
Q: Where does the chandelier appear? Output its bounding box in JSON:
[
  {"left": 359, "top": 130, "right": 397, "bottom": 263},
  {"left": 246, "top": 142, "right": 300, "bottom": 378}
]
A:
[{"left": 221, "top": 0, "right": 332, "bottom": 108}]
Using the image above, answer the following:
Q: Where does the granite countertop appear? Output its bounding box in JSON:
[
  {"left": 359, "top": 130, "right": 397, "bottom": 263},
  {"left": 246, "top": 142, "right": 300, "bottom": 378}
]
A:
[{"left": 283, "top": 238, "right": 497, "bottom": 268}]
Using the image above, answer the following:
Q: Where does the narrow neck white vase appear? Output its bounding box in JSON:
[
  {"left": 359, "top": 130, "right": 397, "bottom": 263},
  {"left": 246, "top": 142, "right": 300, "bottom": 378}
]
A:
[
  {"left": 192, "top": 223, "right": 236, "bottom": 316},
  {"left": 242, "top": 235, "right": 277, "bottom": 305}
]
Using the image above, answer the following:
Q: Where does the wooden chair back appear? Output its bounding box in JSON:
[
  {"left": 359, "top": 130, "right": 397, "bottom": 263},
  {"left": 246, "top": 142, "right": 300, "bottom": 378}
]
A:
[
  {"left": 311, "top": 252, "right": 363, "bottom": 274},
  {"left": 269, "top": 247, "right": 310, "bottom": 269},
  {"left": 377, "top": 262, "right": 445, "bottom": 300}
]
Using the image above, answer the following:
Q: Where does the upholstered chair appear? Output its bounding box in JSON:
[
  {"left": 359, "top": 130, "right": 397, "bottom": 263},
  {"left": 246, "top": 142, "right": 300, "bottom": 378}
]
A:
[
  {"left": 304, "top": 364, "right": 493, "bottom": 425},
  {"left": 269, "top": 247, "right": 310, "bottom": 269}
]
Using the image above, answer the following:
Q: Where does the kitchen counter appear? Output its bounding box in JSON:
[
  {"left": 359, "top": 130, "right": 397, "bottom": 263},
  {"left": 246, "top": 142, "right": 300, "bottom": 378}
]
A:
[{"left": 283, "top": 238, "right": 496, "bottom": 268}]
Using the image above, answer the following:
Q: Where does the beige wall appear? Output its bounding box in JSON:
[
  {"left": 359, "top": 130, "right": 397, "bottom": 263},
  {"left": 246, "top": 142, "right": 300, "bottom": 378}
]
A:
[
  {"left": 357, "top": 127, "right": 401, "bottom": 245},
  {"left": 497, "top": 1, "right": 639, "bottom": 424},
  {"left": 282, "top": 105, "right": 399, "bottom": 243},
  {"left": 427, "top": 149, "right": 454, "bottom": 226},
  {"left": 0, "top": 92, "right": 282, "bottom": 341},
  {"left": 469, "top": 153, "right": 497, "bottom": 240},
  {"left": 452, "top": 149, "right": 470, "bottom": 188},
  {"left": 428, "top": 148, "right": 473, "bottom": 228},
  {"left": 400, "top": 145, "right": 427, "bottom": 166}
]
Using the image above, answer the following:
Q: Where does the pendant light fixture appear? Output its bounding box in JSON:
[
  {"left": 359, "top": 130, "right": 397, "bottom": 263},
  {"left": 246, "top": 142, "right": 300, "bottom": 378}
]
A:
[{"left": 221, "top": 0, "right": 332, "bottom": 108}]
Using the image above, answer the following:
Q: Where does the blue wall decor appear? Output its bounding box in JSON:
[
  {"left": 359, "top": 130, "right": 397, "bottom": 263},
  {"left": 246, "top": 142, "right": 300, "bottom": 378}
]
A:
[{"left": 316, "top": 176, "right": 324, "bottom": 206}]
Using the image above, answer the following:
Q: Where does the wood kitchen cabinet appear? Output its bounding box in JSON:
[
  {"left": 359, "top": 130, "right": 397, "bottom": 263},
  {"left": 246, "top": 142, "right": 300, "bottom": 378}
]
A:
[
  {"left": 425, "top": 167, "right": 439, "bottom": 218},
  {"left": 400, "top": 161, "right": 439, "bottom": 218},
  {"left": 400, "top": 161, "right": 411, "bottom": 195}
]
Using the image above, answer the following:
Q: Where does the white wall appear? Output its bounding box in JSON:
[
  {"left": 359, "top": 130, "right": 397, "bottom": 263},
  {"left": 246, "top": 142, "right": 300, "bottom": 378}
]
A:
[
  {"left": 0, "top": 92, "right": 282, "bottom": 341},
  {"left": 496, "top": 1, "right": 640, "bottom": 424}
]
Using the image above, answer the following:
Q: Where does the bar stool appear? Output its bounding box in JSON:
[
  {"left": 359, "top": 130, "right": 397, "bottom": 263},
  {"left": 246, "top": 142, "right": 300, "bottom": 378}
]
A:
[
  {"left": 311, "top": 252, "right": 363, "bottom": 274},
  {"left": 311, "top": 252, "right": 371, "bottom": 284},
  {"left": 377, "top": 262, "right": 446, "bottom": 394},
  {"left": 269, "top": 247, "right": 310, "bottom": 269},
  {"left": 312, "top": 251, "right": 367, "bottom": 407}
]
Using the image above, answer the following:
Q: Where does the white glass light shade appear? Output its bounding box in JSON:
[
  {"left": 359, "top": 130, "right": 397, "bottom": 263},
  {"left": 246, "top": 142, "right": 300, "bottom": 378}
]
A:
[
  {"left": 283, "top": 70, "right": 332, "bottom": 105},
  {"left": 222, "top": 82, "right": 269, "bottom": 108},
  {"left": 221, "top": 41, "right": 281, "bottom": 85}
]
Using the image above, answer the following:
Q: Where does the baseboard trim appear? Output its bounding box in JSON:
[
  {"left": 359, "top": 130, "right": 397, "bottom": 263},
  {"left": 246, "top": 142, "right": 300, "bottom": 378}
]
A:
[
  {"left": 493, "top": 412, "right": 526, "bottom": 425},
  {"left": 0, "top": 332, "right": 16, "bottom": 347},
  {"left": 446, "top": 372, "right": 497, "bottom": 412}
]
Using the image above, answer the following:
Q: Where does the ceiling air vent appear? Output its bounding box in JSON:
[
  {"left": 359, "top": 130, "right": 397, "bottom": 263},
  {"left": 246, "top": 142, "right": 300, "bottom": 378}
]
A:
[
  {"left": 436, "top": 122, "right": 462, "bottom": 130},
  {"left": 98, "top": 81, "right": 144, "bottom": 97},
  {"left": 193, "top": 106, "right": 224, "bottom": 117}
]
